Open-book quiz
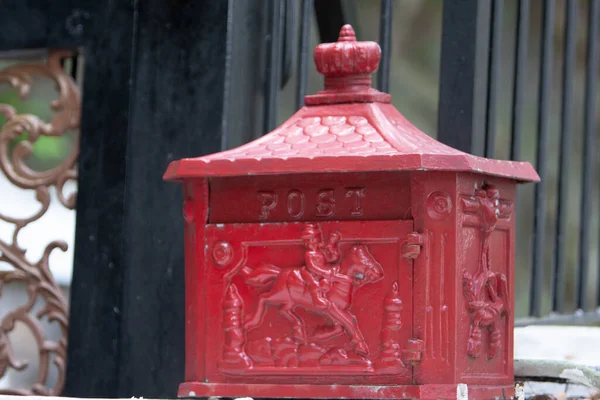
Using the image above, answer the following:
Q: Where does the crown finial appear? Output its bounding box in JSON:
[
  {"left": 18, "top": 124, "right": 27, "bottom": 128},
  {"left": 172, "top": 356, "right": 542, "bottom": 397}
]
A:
[
  {"left": 313, "top": 24, "right": 381, "bottom": 78},
  {"left": 305, "top": 24, "right": 391, "bottom": 105}
]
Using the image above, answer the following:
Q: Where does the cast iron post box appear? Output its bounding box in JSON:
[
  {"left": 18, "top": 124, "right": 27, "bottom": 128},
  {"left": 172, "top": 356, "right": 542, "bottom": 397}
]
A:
[{"left": 164, "top": 25, "right": 540, "bottom": 400}]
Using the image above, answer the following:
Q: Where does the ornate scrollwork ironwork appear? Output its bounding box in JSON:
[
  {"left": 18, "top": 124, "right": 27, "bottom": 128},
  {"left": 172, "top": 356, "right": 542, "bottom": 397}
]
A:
[{"left": 0, "top": 50, "right": 80, "bottom": 395}]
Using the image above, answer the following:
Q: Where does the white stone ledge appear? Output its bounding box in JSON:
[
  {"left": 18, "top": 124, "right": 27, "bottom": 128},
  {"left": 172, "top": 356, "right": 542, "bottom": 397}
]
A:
[{"left": 515, "top": 325, "right": 600, "bottom": 366}]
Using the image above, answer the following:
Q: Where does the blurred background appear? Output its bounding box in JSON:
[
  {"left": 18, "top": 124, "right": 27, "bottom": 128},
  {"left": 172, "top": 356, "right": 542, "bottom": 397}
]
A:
[{"left": 1, "top": 0, "right": 599, "bottom": 395}]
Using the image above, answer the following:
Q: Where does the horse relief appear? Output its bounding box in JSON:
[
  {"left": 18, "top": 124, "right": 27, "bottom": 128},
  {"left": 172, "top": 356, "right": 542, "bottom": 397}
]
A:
[{"left": 217, "top": 223, "right": 413, "bottom": 375}]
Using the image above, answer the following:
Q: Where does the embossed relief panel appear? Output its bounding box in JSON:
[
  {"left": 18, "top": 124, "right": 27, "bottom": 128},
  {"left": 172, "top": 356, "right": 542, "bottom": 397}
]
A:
[
  {"left": 201, "top": 220, "right": 414, "bottom": 385},
  {"left": 457, "top": 175, "right": 515, "bottom": 384},
  {"left": 0, "top": 50, "right": 82, "bottom": 395}
]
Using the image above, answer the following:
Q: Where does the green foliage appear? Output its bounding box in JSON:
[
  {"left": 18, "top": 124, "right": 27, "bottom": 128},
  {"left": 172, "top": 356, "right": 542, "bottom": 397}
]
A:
[{"left": 0, "top": 84, "right": 71, "bottom": 167}]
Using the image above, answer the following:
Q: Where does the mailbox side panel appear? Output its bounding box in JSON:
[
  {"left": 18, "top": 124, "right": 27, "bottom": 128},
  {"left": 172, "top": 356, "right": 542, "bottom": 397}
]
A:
[
  {"left": 456, "top": 174, "right": 516, "bottom": 385},
  {"left": 410, "top": 171, "right": 460, "bottom": 384},
  {"left": 183, "top": 179, "right": 209, "bottom": 382}
]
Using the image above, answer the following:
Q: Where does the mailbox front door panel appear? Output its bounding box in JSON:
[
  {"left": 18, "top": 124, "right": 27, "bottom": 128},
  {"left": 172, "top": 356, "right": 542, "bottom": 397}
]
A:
[{"left": 203, "top": 220, "right": 414, "bottom": 385}]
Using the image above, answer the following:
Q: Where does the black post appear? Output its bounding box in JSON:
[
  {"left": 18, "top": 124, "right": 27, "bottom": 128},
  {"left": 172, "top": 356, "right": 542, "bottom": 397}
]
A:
[
  {"left": 437, "top": 0, "right": 492, "bottom": 156},
  {"left": 65, "top": 1, "right": 235, "bottom": 398},
  {"left": 113, "top": 1, "right": 231, "bottom": 396},
  {"left": 64, "top": 0, "right": 137, "bottom": 397}
]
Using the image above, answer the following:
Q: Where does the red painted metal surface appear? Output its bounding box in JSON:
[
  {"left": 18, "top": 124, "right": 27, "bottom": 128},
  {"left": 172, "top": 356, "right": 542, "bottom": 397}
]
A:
[{"left": 165, "top": 25, "right": 539, "bottom": 399}]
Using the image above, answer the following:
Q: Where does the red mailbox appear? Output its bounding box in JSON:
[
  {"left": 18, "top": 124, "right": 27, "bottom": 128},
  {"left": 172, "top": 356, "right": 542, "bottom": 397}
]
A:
[{"left": 164, "top": 25, "right": 539, "bottom": 400}]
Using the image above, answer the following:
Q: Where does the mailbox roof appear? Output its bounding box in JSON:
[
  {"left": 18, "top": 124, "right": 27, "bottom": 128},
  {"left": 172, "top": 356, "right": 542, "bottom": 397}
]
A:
[{"left": 164, "top": 26, "right": 539, "bottom": 183}]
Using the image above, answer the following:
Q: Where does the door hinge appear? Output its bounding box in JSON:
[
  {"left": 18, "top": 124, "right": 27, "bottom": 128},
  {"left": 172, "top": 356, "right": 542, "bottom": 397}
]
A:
[
  {"left": 402, "top": 338, "right": 424, "bottom": 365},
  {"left": 402, "top": 232, "right": 424, "bottom": 260}
]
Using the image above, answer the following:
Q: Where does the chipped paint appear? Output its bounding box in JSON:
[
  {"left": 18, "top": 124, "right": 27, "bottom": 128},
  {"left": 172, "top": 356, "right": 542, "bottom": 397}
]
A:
[{"left": 457, "top": 383, "right": 468, "bottom": 400}]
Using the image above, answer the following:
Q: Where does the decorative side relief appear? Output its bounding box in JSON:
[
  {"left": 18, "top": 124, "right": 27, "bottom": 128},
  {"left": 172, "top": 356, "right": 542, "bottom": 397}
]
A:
[
  {"left": 0, "top": 50, "right": 80, "bottom": 395},
  {"left": 461, "top": 189, "right": 513, "bottom": 222},
  {"left": 423, "top": 230, "right": 450, "bottom": 364},
  {"left": 213, "top": 241, "right": 234, "bottom": 266},
  {"left": 219, "top": 284, "right": 252, "bottom": 371},
  {"left": 218, "top": 223, "right": 410, "bottom": 376},
  {"left": 375, "top": 282, "right": 405, "bottom": 373},
  {"left": 426, "top": 191, "right": 453, "bottom": 220},
  {"left": 461, "top": 185, "right": 511, "bottom": 360}
]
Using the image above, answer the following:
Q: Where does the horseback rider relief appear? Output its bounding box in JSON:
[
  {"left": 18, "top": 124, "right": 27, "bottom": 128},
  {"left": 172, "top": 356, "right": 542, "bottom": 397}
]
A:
[
  {"left": 241, "top": 222, "right": 384, "bottom": 360},
  {"left": 300, "top": 224, "right": 341, "bottom": 309}
]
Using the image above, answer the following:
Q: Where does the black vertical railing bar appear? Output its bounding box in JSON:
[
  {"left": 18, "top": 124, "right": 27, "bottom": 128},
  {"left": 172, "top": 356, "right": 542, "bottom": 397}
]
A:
[
  {"left": 222, "top": 0, "right": 268, "bottom": 147},
  {"left": 263, "top": 0, "right": 284, "bottom": 134},
  {"left": 296, "top": 0, "right": 312, "bottom": 110},
  {"left": 436, "top": 0, "right": 491, "bottom": 156},
  {"left": 314, "top": 0, "right": 348, "bottom": 43},
  {"left": 530, "top": 0, "right": 555, "bottom": 318},
  {"left": 552, "top": 0, "right": 577, "bottom": 313},
  {"left": 281, "top": 0, "right": 296, "bottom": 89},
  {"left": 510, "top": 0, "right": 530, "bottom": 162},
  {"left": 580, "top": 0, "right": 600, "bottom": 308},
  {"left": 508, "top": 0, "right": 529, "bottom": 248},
  {"left": 220, "top": 0, "right": 233, "bottom": 151},
  {"left": 484, "top": 0, "right": 503, "bottom": 158},
  {"left": 377, "top": 0, "right": 393, "bottom": 93}
]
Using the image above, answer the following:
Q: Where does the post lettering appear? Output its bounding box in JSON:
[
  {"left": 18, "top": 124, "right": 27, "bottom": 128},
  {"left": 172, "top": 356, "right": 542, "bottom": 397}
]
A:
[
  {"left": 287, "top": 190, "right": 305, "bottom": 219},
  {"left": 258, "top": 191, "right": 278, "bottom": 219},
  {"left": 345, "top": 187, "right": 366, "bottom": 216},
  {"left": 255, "top": 187, "right": 367, "bottom": 220},
  {"left": 315, "top": 189, "right": 335, "bottom": 217}
]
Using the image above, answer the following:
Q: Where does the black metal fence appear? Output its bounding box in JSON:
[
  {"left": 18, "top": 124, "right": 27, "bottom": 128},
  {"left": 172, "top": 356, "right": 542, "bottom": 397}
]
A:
[
  {"left": 1, "top": 0, "right": 599, "bottom": 398},
  {"left": 437, "top": 0, "right": 600, "bottom": 326}
]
